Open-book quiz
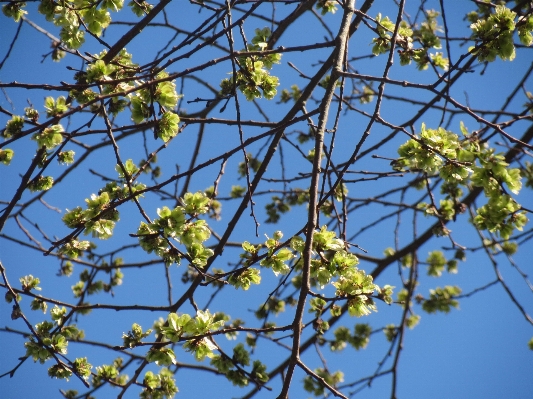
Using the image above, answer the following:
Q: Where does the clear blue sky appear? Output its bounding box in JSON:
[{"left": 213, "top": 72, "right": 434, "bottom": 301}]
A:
[{"left": 1, "top": 1, "right": 533, "bottom": 398}]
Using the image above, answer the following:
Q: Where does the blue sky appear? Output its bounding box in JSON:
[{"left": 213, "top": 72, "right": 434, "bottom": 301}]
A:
[{"left": 1, "top": 1, "right": 533, "bottom": 398}]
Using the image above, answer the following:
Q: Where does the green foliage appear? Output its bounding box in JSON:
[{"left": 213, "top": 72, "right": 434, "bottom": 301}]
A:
[
  {"left": 379, "top": 284, "right": 395, "bottom": 304},
  {"left": 255, "top": 296, "right": 286, "bottom": 319},
  {"left": 351, "top": 323, "right": 372, "bottom": 349},
  {"left": 359, "top": 84, "right": 374, "bottom": 104},
  {"left": 251, "top": 360, "right": 269, "bottom": 383},
  {"left": 406, "top": 314, "right": 421, "bottom": 329},
  {"left": 384, "top": 324, "right": 397, "bottom": 342},
  {"left": 331, "top": 323, "right": 373, "bottom": 350},
  {"left": 230, "top": 185, "right": 246, "bottom": 198},
  {"left": 260, "top": 243, "right": 294, "bottom": 276},
  {"left": 518, "top": 15, "right": 533, "bottom": 46},
  {"left": 183, "top": 191, "right": 211, "bottom": 215},
  {"left": 395, "top": 123, "right": 464, "bottom": 176},
  {"left": 523, "top": 161, "right": 533, "bottom": 188},
  {"left": 501, "top": 241, "right": 518, "bottom": 256},
  {"left": 35, "top": 0, "right": 136, "bottom": 49},
  {"left": 116, "top": 158, "right": 139, "bottom": 180},
  {"left": 233, "top": 343, "right": 250, "bottom": 366},
  {"left": 159, "top": 309, "right": 224, "bottom": 361},
  {"left": 25, "top": 319, "right": 69, "bottom": 366},
  {"left": 181, "top": 310, "right": 224, "bottom": 360},
  {"left": 472, "top": 149, "right": 522, "bottom": 196},
  {"left": 25, "top": 106, "right": 39, "bottom": 122},
  {"left": 50, "top": 305, "right": 67, "bottom": 325},
  {"left": 473, "top": 195, "right": 527, "bottom": 240},
  {"left": 238, "top": 226, "right": 388, "bottom": 321},
  {"left": 309, "top": 297, "right": 326, "bottom": 317}
]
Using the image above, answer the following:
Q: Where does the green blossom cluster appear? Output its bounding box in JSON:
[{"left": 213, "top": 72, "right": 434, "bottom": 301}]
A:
[
  {"left": 426, "top": 250, "right": 458, "bottom": 277},
  {"left": 0, "top": 148, "right": 14, "bottom": 165},
  {"left": 210, "top": 343, "right": 268, "bottom": 386},
  {"left": 279, "top": 84, "right": 302, "bottom": 103},
  {"left": 420, "top": 285, "right": 461, "bottom": 314},
  {"left": 7, "top": 0, "right": 149, "bottom": 51},
  {"left": 72, "top": 49, "right": 136, "bottom": 113},
  {"left": 58, "top": 239, "right": 91, "bottom": 259},
  {"left": 315, "top": 0, "right": 337, "bottom": 15},
  {"left": 63, "top": 191, "right": 119, "bottom": 239},
  {"left": 150, "top": 309, "right": 265, "bottom": 390},
  {"left": 136, "top": 191, "right": 214, "bottom": 267},
  {"left": 220, "top": 28, "right": 281, "bottom": 100},
  {"left": 70, "top": 265, "right": 123, "bottom": 299},
  {"left": 92, "top": 358, "right": 128, "bottom": 388},
  {"left": 469, "top": 5, "right": 533, "bottom": 62},
  {"left": 32, "top": 124, "right": 64, "bottom": 149},
  {"left": 2, "top": 1, "right": 27, "bottom": 22},
  {"left": 330, "top": 323, "right": 372, "bottom": 351},
  {"left": 156, "top": 309, "right": 224, "bottom": 361},
  {"left": 44, "top": 96, "right": 68, "bottom": 117},
  {"left": 394, "top": 123, "right": 527, "bottom": 239},
  {"left": 61, "top": 159, "right": 147, "bottom": 241},
  {"left": 58, "top": 150, "right": 75, "bottom": 165},
  {"left": 27, "top": 176, "right": 54, "bottom": 192},
  {"left": 303, "top": 368, "right": 344, "bottom": 397},
  {"left": 3, "top": 115, "right": 24, "bottom": 139},
  {"left": 233, "top": 227, "right": 392, "bottom": 319},
  {"left": 122, "top": 323, "right": 153, "bottom": 348},
  {"left": 23, "top": 302, "right": 87, "bottom": 382},
  {"left": 141, "top": 368, "right": 178, "bottom": 399},
  {"left": 372, "top": 11, "right": 448, "bottom": 70},
  {"left": 2, "top": 108, "right": 50, "bottom": 167},
  {"left": 71, "top": 50, "right": 181, "bottom": 142},
  {"left": 130, "top": 71, "right": 182, "bottom": 142}
]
